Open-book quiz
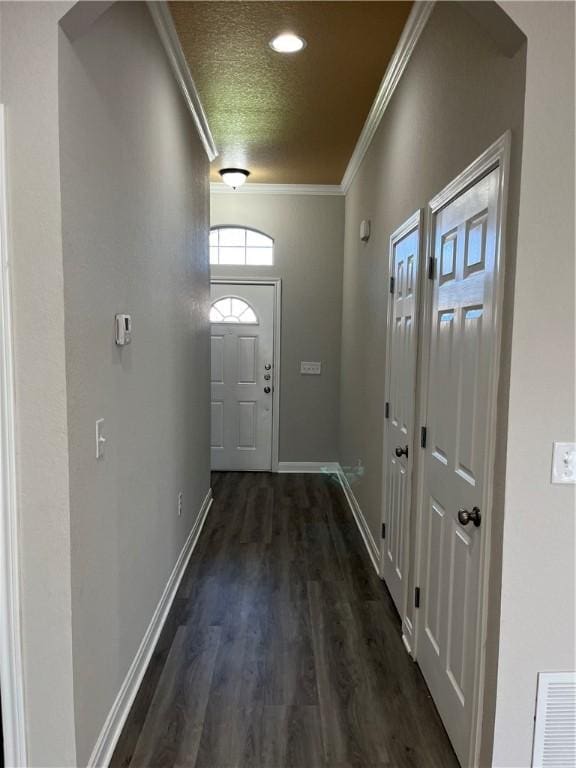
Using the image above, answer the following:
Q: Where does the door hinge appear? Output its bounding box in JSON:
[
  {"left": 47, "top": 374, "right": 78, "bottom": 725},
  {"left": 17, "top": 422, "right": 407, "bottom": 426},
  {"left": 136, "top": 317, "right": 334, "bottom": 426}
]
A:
[
  {"left": 382, "top": 523, "right": 386, "bottom": 539},
  {"left": 385, "top": 401, "right": 390, "bottom": 419},
  {"left": 415, "top": 587, "right": 421, "bottom": 608},
  {"left": 389, "top": 276, "right": 395, "bottom": 294},
  {"left": 420, "top": 426, "right": 427, "bottom": 448},
  {"left": 428, "top": 256, "right": 435, "bottom": 280}
]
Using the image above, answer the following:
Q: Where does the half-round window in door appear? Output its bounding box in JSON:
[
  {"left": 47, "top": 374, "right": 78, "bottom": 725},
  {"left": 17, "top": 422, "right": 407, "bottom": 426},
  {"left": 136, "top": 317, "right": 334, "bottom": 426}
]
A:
[{"left": 210, "top": 296, "right": 259, "bottom": 324}]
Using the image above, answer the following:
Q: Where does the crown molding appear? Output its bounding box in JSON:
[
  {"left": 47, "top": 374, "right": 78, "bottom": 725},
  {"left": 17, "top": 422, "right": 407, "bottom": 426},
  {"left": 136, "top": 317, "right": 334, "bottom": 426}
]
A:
[
  {"left": 147, "top": 0, "right": 433, "bottom": 192},
  {"left": 147, "top": 1, "right": 218, "bottom": 162},
  {"left": 210, "top": 182, "right": 344, "bottom": 196},
  {"left": 341, "top": 1, "right": 435, "bottom": 193}
]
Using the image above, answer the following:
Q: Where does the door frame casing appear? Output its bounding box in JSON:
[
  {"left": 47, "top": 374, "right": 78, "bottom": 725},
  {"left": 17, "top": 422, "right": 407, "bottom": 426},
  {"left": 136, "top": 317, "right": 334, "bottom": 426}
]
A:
[
  {"left": 0, "top": 105, "right": 28, "bottom": 766},
  {"left": 379, "top": 208, "right": 424, "bottom": 645},
  {"left": 411, "top": 132, "right": 511, "bottom": 768},
  {"left": 210, "top": 278, "right": 282, "bottom": 472}
]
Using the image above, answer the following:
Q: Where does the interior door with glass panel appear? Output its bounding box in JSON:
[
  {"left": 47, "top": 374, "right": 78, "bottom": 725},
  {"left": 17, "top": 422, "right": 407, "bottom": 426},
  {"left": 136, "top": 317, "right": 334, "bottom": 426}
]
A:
[
  {"left": 210, "top": 282, "right": 274, "bottom": 471},
  {"left": 382, "top": 212, "right": 421, "bottom": 618},
  {"left": 416, "top": 167, "right": 501, "bottom": 765}
]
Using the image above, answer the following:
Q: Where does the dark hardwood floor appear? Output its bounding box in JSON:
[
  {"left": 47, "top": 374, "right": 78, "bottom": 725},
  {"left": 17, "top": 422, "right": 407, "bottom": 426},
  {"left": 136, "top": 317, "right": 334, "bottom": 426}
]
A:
[{"left": 111, "top": 472, "right": 459, "bottom": 768}]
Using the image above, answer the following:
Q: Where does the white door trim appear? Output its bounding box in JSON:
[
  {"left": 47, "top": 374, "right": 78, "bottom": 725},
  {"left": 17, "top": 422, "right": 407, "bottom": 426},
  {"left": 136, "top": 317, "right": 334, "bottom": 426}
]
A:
[
  {"left": 380, "top": 208, "right": 424, "bottom": 643},
  {"left": 0, "top": 105, "right": 28, "bottom": 767},
  {"left": 412, "top": 131, "right": 511, "bottom": 768},
  {"left": 210, "top": 278, "right": 282, "bottom": 473}
]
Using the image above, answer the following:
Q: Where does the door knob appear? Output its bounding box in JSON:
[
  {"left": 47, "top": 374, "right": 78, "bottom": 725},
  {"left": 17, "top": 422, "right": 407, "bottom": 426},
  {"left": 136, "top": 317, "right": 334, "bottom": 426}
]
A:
[
  {"left": 457, "top": 507, "right": 481, "bottom": 527},
  {"left": 264, "top": 386, "right": 271, "bottom": 394},
  {"left": 395, "top": 445, "right": 409, "bottom": 458}
]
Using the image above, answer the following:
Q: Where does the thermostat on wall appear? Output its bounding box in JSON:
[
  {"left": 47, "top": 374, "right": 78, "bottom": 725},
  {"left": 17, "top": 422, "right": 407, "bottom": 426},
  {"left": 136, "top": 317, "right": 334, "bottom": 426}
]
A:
[{"left": 115, "top": 314, "right": 132, "bottom": 346}]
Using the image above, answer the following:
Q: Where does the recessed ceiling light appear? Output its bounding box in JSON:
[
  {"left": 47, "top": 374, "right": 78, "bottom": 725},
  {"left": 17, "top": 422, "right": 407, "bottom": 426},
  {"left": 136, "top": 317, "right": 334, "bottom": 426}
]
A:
[
  {"left": 219, "top": 168, "right": 250, "bottom": 189},
  {"left": 269, "top": 33, "right": 306, "bottom": 54}
]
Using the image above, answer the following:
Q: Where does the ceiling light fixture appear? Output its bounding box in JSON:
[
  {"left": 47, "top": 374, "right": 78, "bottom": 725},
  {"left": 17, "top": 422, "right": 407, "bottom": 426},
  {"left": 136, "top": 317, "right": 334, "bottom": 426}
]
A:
[
  {"left": 219, "top": 168, "right": 250, "bottom": 190},
  {"left": 269, "top": 33, "right": 306, "bottom": 54}
]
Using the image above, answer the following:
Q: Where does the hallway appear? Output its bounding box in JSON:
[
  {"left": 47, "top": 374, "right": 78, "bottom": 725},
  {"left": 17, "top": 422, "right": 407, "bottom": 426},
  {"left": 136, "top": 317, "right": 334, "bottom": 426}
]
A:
[{"left": 112, "top": 472, "right": 459, "bottom": 768}]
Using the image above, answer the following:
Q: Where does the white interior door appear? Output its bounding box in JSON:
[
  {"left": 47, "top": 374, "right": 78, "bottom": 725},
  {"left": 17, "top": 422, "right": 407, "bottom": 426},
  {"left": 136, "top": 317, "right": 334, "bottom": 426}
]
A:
[
  {"left": 210, "top": 283, "right": 274, "bottom": 471},
  {"left": 382, "top": 213, "right": 421, "bottom": 616},
  {"left": 416, "top": 167, "right": 501, "bottom": 765}
]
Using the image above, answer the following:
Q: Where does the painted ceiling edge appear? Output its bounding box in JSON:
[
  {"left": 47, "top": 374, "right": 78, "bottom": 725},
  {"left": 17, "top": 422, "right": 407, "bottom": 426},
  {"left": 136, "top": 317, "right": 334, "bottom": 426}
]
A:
[
  {"left": 340, "top": 0, "right": 436, "bottom": 193},
  {"left": 147, "top": 1, "right": 218, "bottom": 161},
  {"left": 147, "top": 0, "right": 434, "bottom": 188},
  {"left": 210, "top": 183, "right": 344, "bottom": 196}
]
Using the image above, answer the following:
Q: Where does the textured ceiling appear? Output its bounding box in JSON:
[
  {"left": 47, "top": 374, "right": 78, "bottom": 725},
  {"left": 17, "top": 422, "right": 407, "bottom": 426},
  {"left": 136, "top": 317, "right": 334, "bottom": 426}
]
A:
[{"left": 169, "top": 2, "right": 413, "bottom": 184}]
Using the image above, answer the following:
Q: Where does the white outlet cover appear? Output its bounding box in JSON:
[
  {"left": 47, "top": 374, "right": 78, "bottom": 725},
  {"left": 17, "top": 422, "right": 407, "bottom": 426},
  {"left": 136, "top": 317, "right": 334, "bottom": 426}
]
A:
[
  {"left": 300, "top": 361, "right": 321, "bottom": 375},
  {"left": 551, "top": 442, "right": 576, "bottom": 484}
]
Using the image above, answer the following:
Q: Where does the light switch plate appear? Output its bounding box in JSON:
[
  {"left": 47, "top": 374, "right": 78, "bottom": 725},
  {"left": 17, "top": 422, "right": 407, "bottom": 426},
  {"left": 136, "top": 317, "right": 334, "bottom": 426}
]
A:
[
  {"left": 300, "top": 361, "right": 321, "bottom": 375},
  {"left": 96, "top": 418, "right": 106, "bottom": 460},
  {"left": 115, "top": 313, "right": 132, "bottom": 346},
  {"left": 551, "top": 442, "right": 576, "bottom": 484}
]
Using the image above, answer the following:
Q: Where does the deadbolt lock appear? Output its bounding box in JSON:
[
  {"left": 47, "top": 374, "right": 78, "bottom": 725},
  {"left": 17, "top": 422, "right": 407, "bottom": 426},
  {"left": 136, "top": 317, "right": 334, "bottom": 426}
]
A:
[
  {"left": 264, "top": 374, "right": 271, "bottom": 380},
  {"left": 264, "top": 363, "right": 272, "bottom": 370}
]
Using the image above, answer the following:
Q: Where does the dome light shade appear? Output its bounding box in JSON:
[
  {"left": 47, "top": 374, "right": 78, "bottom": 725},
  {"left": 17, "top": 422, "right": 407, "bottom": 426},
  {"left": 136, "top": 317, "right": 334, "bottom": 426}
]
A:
[
  {"left": 219, "top": 168, "right": 250, "bottom": 189},
  {"left": 269, "top": 34, "right": 306, "bottom": 53}
]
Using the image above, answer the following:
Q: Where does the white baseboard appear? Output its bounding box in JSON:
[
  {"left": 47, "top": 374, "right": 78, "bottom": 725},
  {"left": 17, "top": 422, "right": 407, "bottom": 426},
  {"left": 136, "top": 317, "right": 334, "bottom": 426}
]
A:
[
  {"left": 277, "top": 461, "right": 340, "bottom": 474},
  {"left": 335, "top": 464, "right": 381, "bottom": 575},
  {"left": 87, "top": 488, "right": 213, "bottom": 768},
  {"left": 402, "top": 633, "right": 414, "bottom": 658},
  {"left": 402, "top": 616, "right": 415, "bottom": 658}
]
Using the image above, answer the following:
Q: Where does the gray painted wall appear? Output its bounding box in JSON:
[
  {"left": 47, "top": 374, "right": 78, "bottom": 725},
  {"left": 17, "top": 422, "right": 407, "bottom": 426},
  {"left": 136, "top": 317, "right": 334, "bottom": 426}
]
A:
[
  {"left": 0, "top": 2, "right": 572, "bottom": 766},
  {"left": 339, "top": 4, "right": 527, "bottom": 762},
  {"left": 211, "top": 193, "right": 344, "bottom": 463},
  {"left": 339, "top": 0, "right": 525, "bottom": 542},
  {"left": 59, "top": 3, "right": 210, "bottom": 763}
]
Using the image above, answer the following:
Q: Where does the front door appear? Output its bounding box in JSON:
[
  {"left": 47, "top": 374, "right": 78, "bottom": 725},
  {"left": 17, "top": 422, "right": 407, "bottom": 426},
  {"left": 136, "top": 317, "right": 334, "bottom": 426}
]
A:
[
  {"left": 416, "top": 167, "right": 501, "bottom": 765},
  {"left": 382, "top": 212, "right": 421, "bottom": 616},
  {"left": 210, "top": 282, "right": 274, "bottom": 471}
]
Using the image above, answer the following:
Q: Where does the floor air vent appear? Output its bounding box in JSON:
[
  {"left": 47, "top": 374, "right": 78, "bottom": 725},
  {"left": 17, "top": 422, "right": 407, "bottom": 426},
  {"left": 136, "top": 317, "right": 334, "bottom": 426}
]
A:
[{"left": 533, "top": 672, "right": 576, "bottom": 767}]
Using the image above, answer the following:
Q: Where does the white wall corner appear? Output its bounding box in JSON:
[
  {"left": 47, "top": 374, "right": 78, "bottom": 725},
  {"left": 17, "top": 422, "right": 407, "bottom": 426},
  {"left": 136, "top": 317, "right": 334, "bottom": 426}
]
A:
[
  {"left": 0, "top": 104, "right": 28, "bottom": 768},
  {"left": 60, "top": 2, "right": 116, "bottom": 41},
  {"left": 1, "top": 4, "right": 78, "bottom": 763}
]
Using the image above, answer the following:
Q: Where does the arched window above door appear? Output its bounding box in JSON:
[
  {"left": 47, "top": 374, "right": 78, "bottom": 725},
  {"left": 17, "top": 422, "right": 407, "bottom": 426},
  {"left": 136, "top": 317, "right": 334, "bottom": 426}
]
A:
[
  {"left": 210, "top": 296, "right": 259, "bottom": 324},
  {"left": 210, "top": 226, "right": 274, "bottom": 266}
]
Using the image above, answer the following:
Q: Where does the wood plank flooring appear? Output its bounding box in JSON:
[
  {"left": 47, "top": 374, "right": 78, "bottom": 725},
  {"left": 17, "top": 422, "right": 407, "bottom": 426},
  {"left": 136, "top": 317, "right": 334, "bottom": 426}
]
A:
[{"left": 111, "top": 472, "right": 459, "bottom": 768}]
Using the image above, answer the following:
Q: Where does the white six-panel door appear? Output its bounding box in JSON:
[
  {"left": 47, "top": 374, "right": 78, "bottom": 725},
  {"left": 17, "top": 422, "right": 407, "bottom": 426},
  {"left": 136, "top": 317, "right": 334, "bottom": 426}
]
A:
[
  {"left": 382, "top": 212, "right": 421, "bottom": 617},
  {"left": 416, "top": 166, "right": 501, "bottom": 766},
  {"left": 210, "top": 283, "right": 275, "bottom": 471}
]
